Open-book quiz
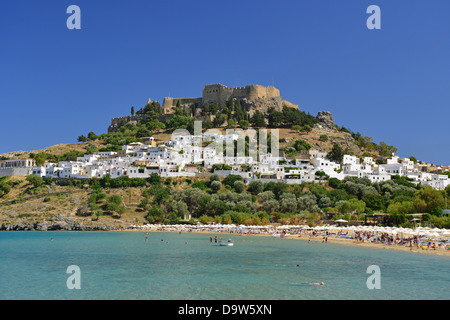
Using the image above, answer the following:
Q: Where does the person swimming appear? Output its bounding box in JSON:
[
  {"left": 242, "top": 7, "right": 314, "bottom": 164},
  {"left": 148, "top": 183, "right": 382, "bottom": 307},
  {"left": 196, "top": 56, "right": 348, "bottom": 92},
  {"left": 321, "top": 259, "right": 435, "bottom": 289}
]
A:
[{"left": 291, "top": 281, "right": 324, "bottom": 286}]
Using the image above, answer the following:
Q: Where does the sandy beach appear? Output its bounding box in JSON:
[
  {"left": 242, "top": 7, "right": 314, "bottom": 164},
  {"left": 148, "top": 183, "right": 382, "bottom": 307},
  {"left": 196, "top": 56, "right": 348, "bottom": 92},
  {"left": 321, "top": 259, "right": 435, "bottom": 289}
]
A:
[
  {"left": 136, "top": 227, "right": 450, "bottom": 257},
  {"left": 292, "top": 234, "right": 450, "bottom": 257}
]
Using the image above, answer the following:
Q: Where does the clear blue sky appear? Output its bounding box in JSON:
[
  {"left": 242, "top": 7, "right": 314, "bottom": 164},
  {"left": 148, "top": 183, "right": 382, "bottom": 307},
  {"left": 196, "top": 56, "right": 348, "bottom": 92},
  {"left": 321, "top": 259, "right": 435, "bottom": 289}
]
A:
[{"left": 1, "top": 0, "right": 449, "bottom": 165}]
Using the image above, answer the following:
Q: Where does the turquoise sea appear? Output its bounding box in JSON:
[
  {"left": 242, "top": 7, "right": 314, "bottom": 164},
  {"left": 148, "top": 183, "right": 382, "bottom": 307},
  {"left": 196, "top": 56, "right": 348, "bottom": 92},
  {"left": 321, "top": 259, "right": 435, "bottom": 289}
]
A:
[{"left": 0, "top": 231, "right": 449, "bottom": 300}]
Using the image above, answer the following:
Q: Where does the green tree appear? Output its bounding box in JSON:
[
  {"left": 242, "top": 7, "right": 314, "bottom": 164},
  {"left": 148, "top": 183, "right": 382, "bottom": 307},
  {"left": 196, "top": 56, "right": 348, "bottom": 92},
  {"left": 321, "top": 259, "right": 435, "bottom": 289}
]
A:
[
  {"left": 293, "top": 139, "right": 311, "bottom": 151},
  {"left": 263, "top": 199, "right": 280, "bottom": 214},
  {"left": 107, "top": 195, "right": 122, "bottom": 206},
  {"left": 147, "top": 206, "right": 165, "bottom": 223},
  {"left": 233, "top": 181, "right": 245, "bottom": 193},
  {"left": 209, "top": 173, "right": 220, "bottom": 183},
  {"left": 248, "top": 180, "right": 264, "bottom": 195},
  {"left": 26, "top": 174, "right": 43, "bottom": 188},
  {"left": 327, "top": 144, "right": 344, "bottom": 163},
  {"left": 414, "top": 187, "right": 445, "bottom": 214},
  {"left": 167, "top": 200, "right": 189, "bottom": 218},
  {"left": 251, "top": 110, "right": 266, "bottom": 127},
  {"left": 227, "top": 118, "right": 237, "bottom": 128},
  {"left": 328, "top": 177, "right": 341, "bottom": 189},
  {"left": 279, "top": 192, "right": 297, "bottom": 212},
  {"left": 238, "top": 120, "right": 250, "bottom": 130},
  {"left": 78, "top": 135, "right": 88, "bottom": 142},
  {"left": 258, "top": 191, "right": 275, "bottom": 203},
  {"left": 0, "top": 180, "right": 11, "bottom": 197},
  {"left": 210, "top": 180, "right": 222, "bottom": 193},
  {"left": 337, "top": 199, "right": 366, "bottom": 214},
  {"left": 362, "top": 193, "right": 386, "bottom": 210},
  {"left": 267, "top": 108, "right": 283, "bottom": 127},
  {"left": 377, "top": 141, "right": 398, "bottom": 157},
  {"left": 302, "top": 124, "right": 312, "bottom": 133},
  {"left": 87, "top": 132, "right": 98, "bottom": 141},
  {"left": 223, "top": 175, "right": 243, "bottom": 188}
]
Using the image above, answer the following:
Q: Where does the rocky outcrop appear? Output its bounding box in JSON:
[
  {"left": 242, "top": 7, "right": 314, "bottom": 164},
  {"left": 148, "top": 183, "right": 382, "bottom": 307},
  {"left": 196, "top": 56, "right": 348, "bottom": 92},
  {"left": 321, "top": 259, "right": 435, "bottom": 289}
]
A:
[
  {"left": 241, "top": 96, "right": 297, "bottom": 116},
  {"left": 108, "top": 113, "right": 173, "bottom": 133},
  {"left": 315, "top": 111, "right": 336, "bottom": 130},
  {"left": 0, "top": 218, "right": 131, "bottom": 231}
]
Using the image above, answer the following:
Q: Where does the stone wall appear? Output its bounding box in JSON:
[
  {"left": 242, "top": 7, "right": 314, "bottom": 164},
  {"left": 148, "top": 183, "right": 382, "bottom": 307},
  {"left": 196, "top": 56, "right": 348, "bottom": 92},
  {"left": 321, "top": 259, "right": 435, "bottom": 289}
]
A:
[
  {"left": 162, "top": 97, "right": 203, "bottom": 114},
  {"left": 0, "top": 168, "right": 33, "bottom": 177},
  {"left": 202, "top": 84, "right": 280, "bottom": 105},
  {"left": 108, "top": 114, "right": 147, "bottom": 133}
]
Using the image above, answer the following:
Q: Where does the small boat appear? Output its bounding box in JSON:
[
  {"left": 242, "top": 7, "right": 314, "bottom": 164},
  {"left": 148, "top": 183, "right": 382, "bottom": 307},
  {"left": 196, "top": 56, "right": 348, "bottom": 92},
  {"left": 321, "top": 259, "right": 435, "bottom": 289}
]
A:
[
  {"left": 272, "top": 232, "right": 290, "bottom": 238},
  {"left": 219, "top": 239, "right": 234, "bottom": 246},
  {"left": 271, "top": 233, "right": 281, "bottom": 238}
]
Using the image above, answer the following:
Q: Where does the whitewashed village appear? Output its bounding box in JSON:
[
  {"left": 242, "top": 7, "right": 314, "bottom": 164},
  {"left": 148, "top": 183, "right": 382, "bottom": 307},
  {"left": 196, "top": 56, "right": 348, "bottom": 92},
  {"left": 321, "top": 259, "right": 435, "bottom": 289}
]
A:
[{"left": 1, "top": 130, "right": 449, "bottom": 191}]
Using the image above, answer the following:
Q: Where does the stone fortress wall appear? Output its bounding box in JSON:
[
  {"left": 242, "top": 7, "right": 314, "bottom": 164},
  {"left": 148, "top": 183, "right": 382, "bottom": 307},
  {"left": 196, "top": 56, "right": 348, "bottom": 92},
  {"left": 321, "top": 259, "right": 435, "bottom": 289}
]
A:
[
  {"left": 162, "top": 83, "right": 284, "bottom": 114},
  {"left": 161, "top": 97, "right": 203, "bottom": 114},
  {"left": 202, "top": 84, "right": 280, "bottom": 105}
]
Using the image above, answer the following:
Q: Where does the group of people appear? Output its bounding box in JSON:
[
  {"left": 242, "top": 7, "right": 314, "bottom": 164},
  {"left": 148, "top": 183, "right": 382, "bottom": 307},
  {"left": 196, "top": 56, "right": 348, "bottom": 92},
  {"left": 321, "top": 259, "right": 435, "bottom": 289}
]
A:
[{"left": 354, "top": 231, "right": 421, "bottom": 248}]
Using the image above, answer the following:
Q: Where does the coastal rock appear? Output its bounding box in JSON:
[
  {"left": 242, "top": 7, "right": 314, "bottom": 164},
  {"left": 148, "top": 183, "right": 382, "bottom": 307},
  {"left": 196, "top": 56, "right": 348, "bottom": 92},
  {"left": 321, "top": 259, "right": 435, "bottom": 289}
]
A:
[{"left": 0, "top": 217, "right": 131, "bottom": 232}]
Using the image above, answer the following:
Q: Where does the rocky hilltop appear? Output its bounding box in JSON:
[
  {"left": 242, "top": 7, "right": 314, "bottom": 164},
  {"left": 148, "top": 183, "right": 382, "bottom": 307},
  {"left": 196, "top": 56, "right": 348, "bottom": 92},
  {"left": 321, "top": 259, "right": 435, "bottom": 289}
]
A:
[
  {"left": 108, "top": 83, "right": 298, "bottom": 133},
  {"left": 315, "top": 111, "right": 335, "bottom": 130}
]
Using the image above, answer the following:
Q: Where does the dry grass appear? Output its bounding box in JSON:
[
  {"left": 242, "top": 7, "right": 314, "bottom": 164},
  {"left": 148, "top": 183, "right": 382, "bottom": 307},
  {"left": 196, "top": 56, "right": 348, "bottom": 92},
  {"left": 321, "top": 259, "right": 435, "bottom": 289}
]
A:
[
  {"left": 0, "top": 177, "right": 149, "bottom": 226},
  {"left": 0, "top": 140, "right": 106, "bottom": 160}
]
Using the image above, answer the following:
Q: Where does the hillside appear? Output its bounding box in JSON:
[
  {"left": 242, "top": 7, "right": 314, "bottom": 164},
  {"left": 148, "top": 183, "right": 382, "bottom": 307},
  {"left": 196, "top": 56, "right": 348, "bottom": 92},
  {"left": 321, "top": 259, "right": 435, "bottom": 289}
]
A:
[
  {"left": 0, "top": 140, "right": 106, "bottom": 161},
  {"left": 0, "top": 176, "right": 148, "bottom": 230},
  {"left": 0, "top": 125, "right": 364, "bottom": 161},
  {"left": 0, "top": 82, "right": 410, "bottom": 166}
]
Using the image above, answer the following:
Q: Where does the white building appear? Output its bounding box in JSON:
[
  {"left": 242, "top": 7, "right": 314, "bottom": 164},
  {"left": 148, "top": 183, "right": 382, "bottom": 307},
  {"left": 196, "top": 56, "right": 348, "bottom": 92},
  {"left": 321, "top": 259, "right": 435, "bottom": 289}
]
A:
[{"left": 343, "top": 155, "right": 359, "bottom": 165}]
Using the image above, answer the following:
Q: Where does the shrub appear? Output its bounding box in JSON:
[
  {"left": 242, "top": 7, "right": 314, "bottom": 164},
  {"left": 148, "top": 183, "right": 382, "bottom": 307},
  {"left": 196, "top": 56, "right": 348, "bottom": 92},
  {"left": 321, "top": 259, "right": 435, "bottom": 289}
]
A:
[
  {"left": 210, "top": 180, "right": 222, "bottom": 193},
  {"left": 233, "top": 181, "right": 245, "bottom": 193}
]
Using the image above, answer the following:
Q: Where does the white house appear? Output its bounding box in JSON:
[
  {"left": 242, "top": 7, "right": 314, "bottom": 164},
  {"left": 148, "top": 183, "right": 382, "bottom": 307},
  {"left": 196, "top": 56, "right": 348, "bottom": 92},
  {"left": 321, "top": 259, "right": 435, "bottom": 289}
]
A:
[
  {"left": 379, "top": 163, "right": 408, "bottom": 176},
  {"left": 363, "top": 157, "right": 374, "bottom": 166},
  {"left": 421, "top": 174, "right": 450, "bottom": 190},
  {"left": 343, "top": 155, "right": 359, "bottom": 165},
  {"left": 94, "top": 151, "right": 117, "bottom": 158}
]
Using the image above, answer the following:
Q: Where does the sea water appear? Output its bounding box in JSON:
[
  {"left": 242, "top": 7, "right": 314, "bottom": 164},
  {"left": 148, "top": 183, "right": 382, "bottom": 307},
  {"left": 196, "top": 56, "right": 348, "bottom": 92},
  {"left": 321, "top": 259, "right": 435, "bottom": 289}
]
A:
[{"left": 0, "top": 231, "right": 448, "bottom": 300}]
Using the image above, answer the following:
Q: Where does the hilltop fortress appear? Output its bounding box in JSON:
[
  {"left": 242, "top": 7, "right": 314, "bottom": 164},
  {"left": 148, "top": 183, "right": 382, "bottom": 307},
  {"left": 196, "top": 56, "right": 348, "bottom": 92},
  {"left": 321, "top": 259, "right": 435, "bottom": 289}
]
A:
[
  {"left": 162, "top": 83, "right": 297, "bottom": 114},
  {"left": 109, "top": 83, "right": 298, "bottom": 132}
]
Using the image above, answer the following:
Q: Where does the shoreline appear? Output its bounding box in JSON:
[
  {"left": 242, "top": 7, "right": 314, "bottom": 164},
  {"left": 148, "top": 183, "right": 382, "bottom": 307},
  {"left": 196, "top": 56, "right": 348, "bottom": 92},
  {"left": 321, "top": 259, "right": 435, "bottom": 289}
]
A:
[
  {"left": 1, "top": 225, "right": 448, "bottom": 258},
  {"left": 136, "top": 228, "right": 450, "bottom": 258}
]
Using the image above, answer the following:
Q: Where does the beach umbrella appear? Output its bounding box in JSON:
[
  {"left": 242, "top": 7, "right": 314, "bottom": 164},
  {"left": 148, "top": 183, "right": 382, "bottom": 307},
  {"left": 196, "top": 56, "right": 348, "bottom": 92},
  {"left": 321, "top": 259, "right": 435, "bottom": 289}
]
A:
[
  {"left": 441, "top": 231, "right": 450, "bottom": 237},
  {"left": 429, "top": 232, "right": 440, "bottom": 240}
]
